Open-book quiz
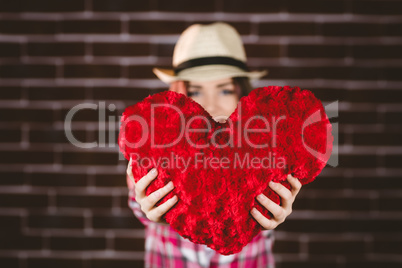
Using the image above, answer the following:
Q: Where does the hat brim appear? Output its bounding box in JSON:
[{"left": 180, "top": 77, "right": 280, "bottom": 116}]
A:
[{"left": 153, "top": 65, "right": 268, "bottom": 84}]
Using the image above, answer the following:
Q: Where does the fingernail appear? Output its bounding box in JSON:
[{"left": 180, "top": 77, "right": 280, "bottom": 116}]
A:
[
  {"left": 151, "top": 168, "right": 157, "bottom": 174},
  {"left": 251, "top": 208, "right": 257, "bottom": 214},
  {"left": 269, "top": 181, "right": 275, "bottom": 187},
  {"left": 167, "top": 181, "right": 174, "bottom": 189},
  {"left": 257, "top": 194, "right": 265, "bottom": 201}
]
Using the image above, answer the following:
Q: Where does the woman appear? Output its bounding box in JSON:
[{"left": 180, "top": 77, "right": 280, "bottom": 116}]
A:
[{"left": 126, "top": 22, "right": 302, "bottom": 268}]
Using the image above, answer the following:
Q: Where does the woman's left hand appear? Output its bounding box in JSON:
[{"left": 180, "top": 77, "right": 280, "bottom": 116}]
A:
[{"left": 250, "top": 174, "right": 302, "bottom": 230}]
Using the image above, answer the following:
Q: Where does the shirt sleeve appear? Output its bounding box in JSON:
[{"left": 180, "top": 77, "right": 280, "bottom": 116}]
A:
[{"left": 127, "top": 174, "right": 151, "bottom": 227}]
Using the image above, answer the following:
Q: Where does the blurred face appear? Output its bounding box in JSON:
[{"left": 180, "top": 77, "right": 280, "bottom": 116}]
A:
[{"left": 187, "top": 77, "right": 239, "bottom": 122}]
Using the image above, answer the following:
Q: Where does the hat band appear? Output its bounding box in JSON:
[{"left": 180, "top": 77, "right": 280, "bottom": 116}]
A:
[{"left": 174, "top": 56, "right": 249, "bottom": 75}]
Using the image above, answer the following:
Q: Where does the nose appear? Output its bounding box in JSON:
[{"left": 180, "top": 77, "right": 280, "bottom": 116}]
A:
[{"left": 204, "top": 96, "right": 218, "bottom": 117}]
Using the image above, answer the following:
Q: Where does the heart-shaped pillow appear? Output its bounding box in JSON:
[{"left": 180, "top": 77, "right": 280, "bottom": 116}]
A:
[{"left": 119, "top": 85, "right": 333, "bottom": 255}]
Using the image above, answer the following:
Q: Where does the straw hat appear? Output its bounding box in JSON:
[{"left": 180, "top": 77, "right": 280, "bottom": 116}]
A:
[{"left": 153, "top": 22, "right": 268, "bottom": 84}]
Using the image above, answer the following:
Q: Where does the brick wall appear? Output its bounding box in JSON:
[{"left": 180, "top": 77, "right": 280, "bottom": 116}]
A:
[{"left": 1, "top": 0, "right": 401, "bottom": 267}]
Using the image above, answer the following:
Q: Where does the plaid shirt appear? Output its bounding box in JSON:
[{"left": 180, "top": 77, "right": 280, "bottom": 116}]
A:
[{"left": 128, "top": 189, "right": 276, "bottom": 268}]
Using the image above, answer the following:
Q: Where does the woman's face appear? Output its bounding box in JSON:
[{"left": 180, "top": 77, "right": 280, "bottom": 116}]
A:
[{"left": 187, "top": 77, "right": 239, "bottom": 121}]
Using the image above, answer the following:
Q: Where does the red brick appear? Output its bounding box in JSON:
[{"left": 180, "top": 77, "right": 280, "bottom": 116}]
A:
[
  {"left": 50, "top": 235, "right": 106, "bottom": 250},
  {"left": 338, "top": 154, "right": 377, "bottom": 168},
  {"left": 347, "top": 176, "right": 402, "bottom": 190},
  {"left": 352, "top": 45, "right": 402, "bottom": 59},
  {"left": 56, "top": 194, "right": 113, "bottom": 208},
  {"left": 90, "top": 259, "right": 144, "bottom": 268},
  {"left": 384, "top": 23, "right": 402, "bottom": 36},
  {"left": 322, "top": 23, "right": 383, "bottom": 36},
  {"left": 384, "top": 112, "right": 402, "bottom": 124},
  {"left": 0, "top": 20, "right": 58, "bottom": 34},
  {"left": 92, "top": 87, "right": 160, "bottom": 101},
  {"left": 157, "top": 0, "right": 216, "bottom": 12},
  {"left": 281, "top": 261, "right": 337, "bottom": 268},
  {"left": 27, "top": 258, "right": 84, "bottom": 268},
  {"left": 308, "top": 87, "right": 345, "bottom": 102},
  {"left": 94, "top": 174, "right": 127, "bottom": 187},
  {"left": 0, "top": 171, "right": 25, "bottom": 185},
  {"left": 0, "top": 234, "right": 43, "bottom": 249},
  {"left": 29, "top": 172, "right": 87, "bottom": 187},
  {"left": 288, "top": 45, "right": 348, "bottom": 58},
  {"left": 384, "top": 67, "right": 402, "bottom": 81},
  {"left": 0, "top": 193, "right": 48, "bottom": 208},
  {"left": 294, "top": 196, "right": 372, "bottom": 211},
  {"left": 347, "top": 89, "right": 402, "bottom": 103},
  {"left": 93, "top": 0, "right": 152, "bottom": 11},
  {"left": 93, "top": 43, "right": 151, "bottom": 56},
  {"left": 129, "top": 21, "right": 187, "bottom": 34},
  {"left": 0, "top": 128, "right": 22, "bottom": 142},
  {"left": 28, "top": 214, "right": 84, "bottom": 229},
  {"left": 0, "top": 215, "right": 21, "bottom": 234},
  {"left": 0, "top": 64, "right": 56, "bottom": 78},
  {"left": 383, "top": 155, "right": 402, "bottom": 168},
  {"left": 128, "top": 65, "right": 157, "bottom": 79},
  {"left": 301, "top": 175, "right": 348, "bottom": 190},
  {"left": 61, "top": 152, "right": 119, "bottom": 166},
  {"left": 309, "top": 240, "right": 366, "bottom": 255},
  {"left": 92, "top": 214, "right": 144, "bottom": 229},
  {"left": 352, "top": 0, "right": 402, "bottom": 15},
  {"left": 221, "top": 0, "right": 284, "bottom": 13},
  {"left": 272, "top": 239, "right": 300, "bottom": 253},
  {"left": 0, "top": 87, "right": 22, "bottom": 99},
  {"left": 61, "top": 20, "right": 121, "bottom": 34},
  {"left": 63, "top": 64, "right": 121, "bottom": 78},
  {"left": 27, "top": 42, "right": 85, "bottom": 56},
  {"left": 338, "top": 111, "right": 379, "bottom": 124},
  {"left": 0, "top": 1, "right": 21, "bottom": 12},
  {"left": 378, "top": 197, "right": 402, "bottom": 211},
  {"left": 114, "top": 237, "right": 145, "bottom": 251},
  {"left": 287, "top": 0, "right": 345, "bottom": 14},
  {"left": 19, "top": 0, "right": 85, "bottom": 12},
  {"left": 259, "top": 22, "right": 317, "bottom": 36},
  {"left": 0, "top": 42, "right": 20, "bottom": 57},
  {"left": 156, "top": 43, "right": 175, "bottom": 57},
  {"left": 30, "top": 129, "right": 87, "bottom": 144},
  {"left": 28, "top": 87, "right": 87, "bottom": 100},
  {"left": 352, "top": 132, "right": 402, "bottom": 146},
  {"left": 280, "top": 218, "right": 402, "bottom": 233},
  {"left": 0, "top": 257, "right": 18, "bottom": 268},
  {"left": 344, "top": 261, "right": 401, "bottom": 268},
  {"left": 0, "top": 151, "right": 54, "bottom": 164},
  {"left": 372, "top": 237, "right": 402, "bottom": 254},
  {"left": 91, "top": 129, "right": 119, "bottom": 146},
  {"left": 257, "top": 66, "right": 382, "bottom": 80},
  {"left": 60, "top": 107, "right": 110, "bottom": 122},
  {"left": 245, "top": 44, "right": 281, "bottom": 58}
]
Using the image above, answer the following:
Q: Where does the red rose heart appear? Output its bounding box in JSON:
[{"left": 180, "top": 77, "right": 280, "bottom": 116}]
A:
[{"left": 119, "top": 85, "right": 333, "bottom": 255}]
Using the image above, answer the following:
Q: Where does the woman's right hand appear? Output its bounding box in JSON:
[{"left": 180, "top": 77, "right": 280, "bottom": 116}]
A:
[{"left": 126, "top": 158, "right": 178, "bottom": 224}]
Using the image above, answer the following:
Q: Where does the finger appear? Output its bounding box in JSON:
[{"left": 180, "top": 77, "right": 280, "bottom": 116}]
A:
[
  {"left": 269, "top": 181, "right": 293, "bottom": 209},
  {"left": 126, "top": 158, "right": 135, "bottom": 185},
  {"left": 143, "top": 181, "right": 175, "bottom": 211},
  {"left": 256, "top": 194, "right": 283, "bottom": 221},
  {"left": 135, "top": 168, "right": 158, "bottom": 200},
  {"left": 250, "top": 208, "right": 277, "bottom": 230},
  {"left": 287, "top": 174, "right": 302, "bottom": 196},
  {"left": 147, "top": 195, "right": 178, "bottom": 222}
]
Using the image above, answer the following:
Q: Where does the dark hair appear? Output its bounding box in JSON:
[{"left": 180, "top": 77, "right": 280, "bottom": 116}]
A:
[
  {"left": 232, "top": 77, "right": 253, "bottom": 98},
  {"left": 182, "top": 77, "right": 253, "bottom": 99}
]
